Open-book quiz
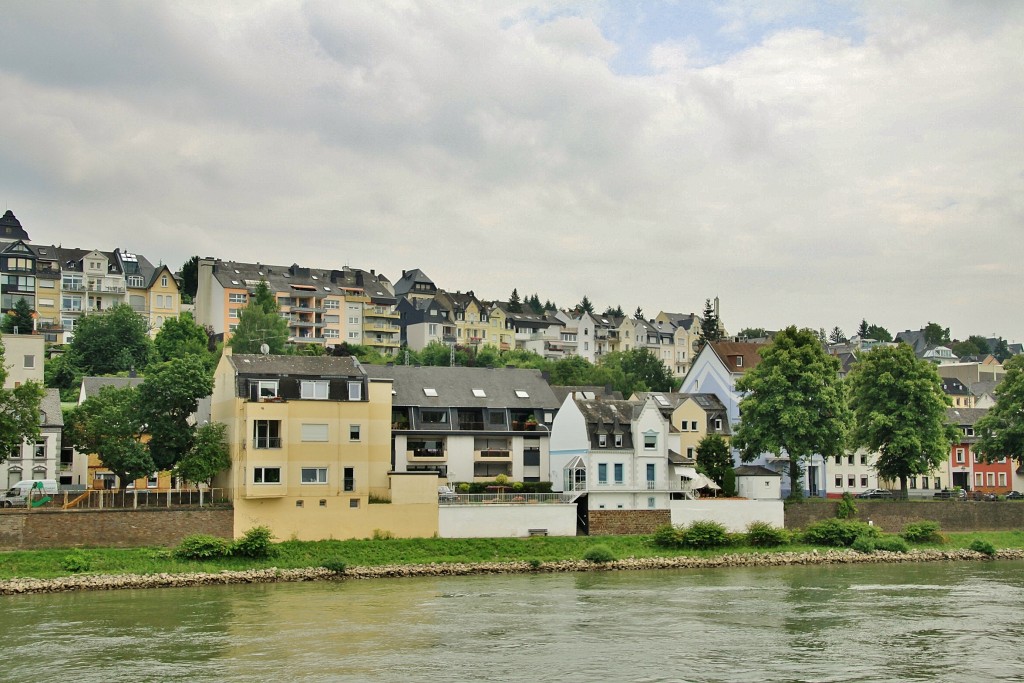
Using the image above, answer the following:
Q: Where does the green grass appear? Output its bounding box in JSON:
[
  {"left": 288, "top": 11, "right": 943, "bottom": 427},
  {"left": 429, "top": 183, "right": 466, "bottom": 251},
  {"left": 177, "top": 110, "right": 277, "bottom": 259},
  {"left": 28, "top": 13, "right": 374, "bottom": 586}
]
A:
[{"left": 3, "top": 531, "right": 1023, "bottom": 581}]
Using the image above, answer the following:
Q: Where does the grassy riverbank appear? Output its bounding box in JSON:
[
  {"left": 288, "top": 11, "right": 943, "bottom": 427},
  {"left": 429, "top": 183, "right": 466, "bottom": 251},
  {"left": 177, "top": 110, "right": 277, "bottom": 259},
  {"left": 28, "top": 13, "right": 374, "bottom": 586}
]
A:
[{"left": 3, "top": 530, "right": 1023, "bottom": 581}]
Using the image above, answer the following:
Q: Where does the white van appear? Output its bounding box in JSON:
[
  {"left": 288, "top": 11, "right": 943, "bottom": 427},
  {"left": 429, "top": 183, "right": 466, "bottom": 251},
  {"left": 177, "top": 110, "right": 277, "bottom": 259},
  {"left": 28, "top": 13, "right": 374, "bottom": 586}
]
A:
[{"left": 0, "top": 479, "right": 58, "bottom": 507}]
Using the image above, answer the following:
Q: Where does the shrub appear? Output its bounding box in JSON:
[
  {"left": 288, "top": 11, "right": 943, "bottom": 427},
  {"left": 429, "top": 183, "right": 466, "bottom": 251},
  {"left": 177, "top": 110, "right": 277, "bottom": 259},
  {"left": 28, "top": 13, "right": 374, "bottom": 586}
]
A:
[
  {"left": 652, "top": 524, "right": 686, "bottom": 548},
  {"left": 372, "top": 529, "right": 395, "bottom": 540},
  {"left": 512, "top": 481, "right": 524, "bottom": 492},
  {"left": 801, "top": 519, "right": 880, "bottom": 547},
  {"left": 969, "top": 539, "right": 996, "bottom": 557},
  {"left": 583, "top": 544, "right": 616, "bottom": 563},
  {"left": 682, "top": 520, "right": 730, "bottom": 549},
  {"left": 232, "top": 526, "right": 276, "bottom": 559},
  {"left": 494, "top": 474, "right": 509, "bottom": 486},
  {"left": 60, "top": 551, "right": 92, "bottom": 573},
  {"left": 901, "top": 521, "right": 942, "bottom": 544},
  {"left": 836, "top": 492, "right": 858, "bottom": 519},
  {"left": 851, "top": 535, "right": 876, "bottom": 554},
  {"left": 528, "top": 558, "right": 542, "bottom": 570},
  {"left": 874, "top": 536, "right": 909, "bottom": 553},
  {"left": 746, "top": 521, "right": 788, "bottom": 548},
  {"left": 321, "top": 559, "right": 347, "bottom": 574},
  {"left": 175, "top": 534, "right": 232, "bottom": 560},
  {"left": 457, "top": 483, "right": 471, "bottom": 492}
]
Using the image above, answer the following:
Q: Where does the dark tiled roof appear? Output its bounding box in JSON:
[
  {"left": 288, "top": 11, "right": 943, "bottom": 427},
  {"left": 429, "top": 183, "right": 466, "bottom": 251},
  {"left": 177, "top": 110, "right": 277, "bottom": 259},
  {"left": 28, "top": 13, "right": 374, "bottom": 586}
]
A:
[
  {"left": 228, "top": 354, "right": 364, "bottom": 378},
  {"left": 946, "top": 407, "right": 988, "bottom": 426},
  {"left": 709, "top": 341, "right": 767, "bottom": 373},
  {"left": 550, "top": 385, "right": 623, "bottom": 403},
  {"left": 734, "top": 465, "right": 781, "bottom": 477},
  {"left": 941, "top": 377, "right": 971, "bottom": 395},
  {"left": 575, "top": 399, "right": 638, "bottom": 426},
  {"left": 211, "top": 260, "right": 395, "bottom": 303},
  {"left": 0, "top": 210, "right": 29, "bottom": 240},
  {"left": 364, "top": 365, "right": 560, "bottom": 409},
  {"left": 81, "top": 376, "right": 145, "bottom": 400},
  {"left": 39, "top": 389, "right": 64, "bottom": 427}
]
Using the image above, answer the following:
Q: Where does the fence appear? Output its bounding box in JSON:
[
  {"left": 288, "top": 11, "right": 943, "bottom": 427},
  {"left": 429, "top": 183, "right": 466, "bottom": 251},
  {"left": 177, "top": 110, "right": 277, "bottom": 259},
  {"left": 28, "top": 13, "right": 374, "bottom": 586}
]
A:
[
  {"left": 438, "top": 492, "right": 575, "bottom": 506},
  {"left": 0, "top": 488, "right": 232, "bottom": 511}
]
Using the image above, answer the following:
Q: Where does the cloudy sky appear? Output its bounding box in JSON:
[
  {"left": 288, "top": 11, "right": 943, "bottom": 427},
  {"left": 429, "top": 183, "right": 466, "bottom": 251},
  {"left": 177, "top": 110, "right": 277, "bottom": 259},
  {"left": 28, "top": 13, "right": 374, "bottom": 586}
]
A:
[{"left": 2, "top": 1, "right": 1022, "bottom": 342}]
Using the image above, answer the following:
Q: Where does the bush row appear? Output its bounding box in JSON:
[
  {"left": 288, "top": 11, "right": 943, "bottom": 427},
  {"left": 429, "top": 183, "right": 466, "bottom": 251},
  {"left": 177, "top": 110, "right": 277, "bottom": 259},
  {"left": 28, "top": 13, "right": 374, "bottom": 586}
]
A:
[{"left": 175, "top": 526, "right": 275, "bottom": 560}]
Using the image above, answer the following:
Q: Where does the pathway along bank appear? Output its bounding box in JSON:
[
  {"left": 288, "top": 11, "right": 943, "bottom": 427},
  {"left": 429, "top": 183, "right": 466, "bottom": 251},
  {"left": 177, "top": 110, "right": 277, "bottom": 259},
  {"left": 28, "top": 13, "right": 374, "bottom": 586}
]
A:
[{"left": 3, "top": 548, "right": 1023, "bottom": 596}]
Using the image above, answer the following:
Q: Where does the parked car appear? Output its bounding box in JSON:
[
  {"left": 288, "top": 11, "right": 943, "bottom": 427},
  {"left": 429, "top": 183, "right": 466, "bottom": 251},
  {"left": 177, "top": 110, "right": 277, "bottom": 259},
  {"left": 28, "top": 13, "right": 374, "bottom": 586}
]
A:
[
  {"left": 970, "top": 491, "right": 999, "bottom": 501},
  {"left": 437, "top": 485, "right": 459, "bottom": 502},
  {"left": 1005, "top": 491, "right": 1024, "bottom": 500},
  {"left": 855, "top": 489, "right": 894, "bottom": 499},
  {"left": 934, "top": 489, "right": 967, "bottom": 500}
]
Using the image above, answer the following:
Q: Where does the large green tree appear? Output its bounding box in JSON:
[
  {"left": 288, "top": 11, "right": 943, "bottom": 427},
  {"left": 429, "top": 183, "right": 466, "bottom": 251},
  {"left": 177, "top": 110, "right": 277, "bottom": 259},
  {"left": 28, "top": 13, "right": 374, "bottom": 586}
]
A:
[
  {"left": 923, "top": 322, "right": 951, "bottom": 346},
  {"left": 69, "top": 304, "right": 153, "bottom": 375},
  {"left": 732, "top": 326, "right": 850, "bottom": 499},
  {"left": 137, "top": 355, "right": 215, "bottom": 471},
  {"left": 228, "top": 282, "right": 289, "bottom": 354},
  {"left": 153, "top": 311, "right": 215, "bottom": 369},
  {"left": 174, "top": 422, "right": 230, "bottom": 488},
  {"left": 974, "top": 355, "right": 1024, "bottom": 468},
  {"left": 601, "top": 348, "right": 675, "bottom": 394},
  {"left": 696, "top": 434, "right": 734, "bottom": 494},
  {"left": 697, "top": 298, "right": 721, "bottom": 349},
  {"left": 0, "top": 339, "right": 44, "bottom": 464},
  {"left": 865, "top": 324, "right": 892, "bottom": 343},
  {"left": 64, "top": 385, "right": 153, "bottom": 489},
  {"left": 44, "top": 352, "right": 82, "bottom": 402},
  {"left": 846, "top": 344, "right": 957, "bottom": 497},
  {"left": 179, "top": 255, "right": 199, "bottom": 303},
  {"left": 1, "top": 297, "right": 36, "bottom": 334}
]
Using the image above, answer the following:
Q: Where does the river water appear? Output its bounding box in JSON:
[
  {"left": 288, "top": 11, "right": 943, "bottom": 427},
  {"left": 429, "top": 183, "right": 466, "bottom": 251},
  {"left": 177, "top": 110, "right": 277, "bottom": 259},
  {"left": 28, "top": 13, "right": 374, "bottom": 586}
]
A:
[{"left": 2, "top": 561, "right": 1023, "bottom": 683}]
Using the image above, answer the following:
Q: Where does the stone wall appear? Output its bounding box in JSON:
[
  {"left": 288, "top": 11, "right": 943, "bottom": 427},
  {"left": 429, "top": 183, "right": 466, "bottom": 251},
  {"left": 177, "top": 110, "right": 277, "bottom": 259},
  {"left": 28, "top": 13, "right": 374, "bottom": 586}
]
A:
[
  {"left": 589, "top": 509, "right": 671, "bottom": 536},
  {"left": 0, "top": 508, "right": 234, "bottom": 551},
  {"left": 785, "top": 500, "right": 1024, "bottom": 533}
]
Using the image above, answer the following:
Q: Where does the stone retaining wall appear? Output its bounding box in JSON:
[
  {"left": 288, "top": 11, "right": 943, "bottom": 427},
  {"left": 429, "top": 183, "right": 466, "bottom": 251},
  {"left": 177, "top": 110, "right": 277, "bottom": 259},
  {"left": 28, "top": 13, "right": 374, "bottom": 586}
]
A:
[
  {"left": 0, "top": 508, "right": 234, "bottom": 551},
  {"left": 784, "top": 500, "right": 1024, "bottom": 533},
  {"left": 589, "top": 509, "right": 671, "bottom": 535}
]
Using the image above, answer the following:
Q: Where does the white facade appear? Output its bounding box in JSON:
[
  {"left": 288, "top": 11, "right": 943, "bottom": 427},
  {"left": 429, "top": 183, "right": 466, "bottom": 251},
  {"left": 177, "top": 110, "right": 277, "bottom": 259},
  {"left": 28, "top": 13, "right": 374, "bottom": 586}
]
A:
[{"left": 439, "top": 504, "right": 577, "bottom": 538}]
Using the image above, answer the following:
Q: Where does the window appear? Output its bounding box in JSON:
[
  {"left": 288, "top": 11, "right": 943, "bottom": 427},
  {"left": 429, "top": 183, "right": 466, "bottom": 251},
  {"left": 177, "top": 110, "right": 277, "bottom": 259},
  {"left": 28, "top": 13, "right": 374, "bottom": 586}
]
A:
[
  {"left": 23, "top": 355, "right": 35, "bottom": 369},
  {"left": 324, "top": 329, "right": 339, "bottom": 339},
  {"left": 965, "top": 427, "right": 975, "bottom": 437},
  {"left": 614, "top": 463, "right": 624, "bottom": 484},
  {"left": 934, "top": 477, "right": 941, "bottom": 489},
  {"left": 686, "top": 447, "right": 694, "bottom": 459},
  {"left": 229, "top": 293, "right": 247, "bottom": 304},
  {"left": 847, "top": 475, "right": 855, "bottom": 487},
  {"left": 646, "top": 463, "right": 655, "bottom": 483},
  {"left": 349, "top": 424, "right": 361, "bottom": 441},
  {"left": 300, "top": 424, "right": 328, "bottom": 442},
  {"left": 714, "top": 419, "right": 722, "bottom": 431},
  {"left": 253, "top": 467, "right": 281, "bottom": 484},
  {"left": 987, "top": 472, "right": 995, "bottom": 487},
  {"left": 860, "top": 454, "right": 867, "bottom": 465},
  {"left": 348, "top": 382, "right": 362, "bottom": 400},
  {"left": 323, "top": 299, "right": 339, "bottom": 309},
  {"left": 847, "top": 455, "right": 854, "bottom": 465},
  {"left": 922, "top": 477, "right": 929, "bottom": 489},
  {"left": 644, "top": 434, "right": 657, "bottom": 450},
  {"left": 955, "top": 448, "right": 965, "bottom": 464},
  {"left": 301, "top": 468, "right": 328, "bottom": 484},
  {"left": 229, "top": 308, "right": 240, "bottom": 319},
  {"left": 614, "top": 434, "right": 623, "bottom": 448},
  {"left": 487, "top": 410, "right": 505, "bottom": 426},
  {"left": 648, "top": 497, "right": 656, "bottom": 509},
  {"left": 835, "top": 475, "right": 842, "bottom": 487},
  {"left": 598, "top": 463, "right": 608, "bottom": 484},
  {"left": 421, "top": 409, "right": 448, "bottom": 424},
  {"left": 34, "top": 441, "right": 46, "bottom": 458},
  {"left": 834, "top": 455, "right": 841, "bottom": 465},
  {"left": 598, "top": 434, "right": 607, "bottom": 448},
  {"left": 999, "top": 472, "right": 1007, "bottom": 487},
  {"left": 254, "top": 380, "right": 278, "bottom": 399},
  {"left": 424, "top": 388, "right": 438, "bottom": 397},
  {"left": 343, "top": 467, "right": 355, "bottom": 492},
  {"left": 975, "top": 472, "right": 984, "bottom": 487},
  {"left": 161, "top": 275, "right": 168, "bottom": 287},
  {"left": 860, "top": 475, "right": 868, "bottom": 487},
  {"left": 691, "top": 421, "right": 698, "bottom": 431},
  {"left": 253, "top": 420, "right": 281, "bottom": 448},
  {"left": 301, "top": 380, "right": 329, "bottom": 400},
  {"left": 515, "top": 390, "right": 529, "bottom": 398},
  {"left": 472, "top": 388, "right": 486, "bottom": 398},
  {"left": 909, "top": 477, "right": 917, "bottom": 489},
  {"left": 349, "top": 498, "right": 360, "bottom": 508}
]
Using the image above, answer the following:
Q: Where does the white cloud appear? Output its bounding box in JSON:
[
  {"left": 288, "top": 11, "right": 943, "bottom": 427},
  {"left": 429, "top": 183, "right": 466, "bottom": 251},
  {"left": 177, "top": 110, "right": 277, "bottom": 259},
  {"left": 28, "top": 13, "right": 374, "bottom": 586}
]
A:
[{"left": 0, "top": 1, "right": 1021, "bottom": 342}]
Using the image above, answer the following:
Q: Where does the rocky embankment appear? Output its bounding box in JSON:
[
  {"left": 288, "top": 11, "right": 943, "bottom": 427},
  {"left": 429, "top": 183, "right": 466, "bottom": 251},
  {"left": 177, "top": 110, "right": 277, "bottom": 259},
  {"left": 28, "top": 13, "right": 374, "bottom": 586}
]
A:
[{"left": 3, "top": 548, "right": 1023, "bottom": 596}]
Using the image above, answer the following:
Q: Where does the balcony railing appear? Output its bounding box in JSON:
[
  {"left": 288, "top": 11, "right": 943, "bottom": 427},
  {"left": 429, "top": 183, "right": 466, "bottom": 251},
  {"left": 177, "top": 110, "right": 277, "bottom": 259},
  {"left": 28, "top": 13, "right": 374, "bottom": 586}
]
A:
[
  {"left": 476, "top": 449, "right": 511, "bottom": 459},
  {"left": 438, "top": 492, "right": 575, "bottom": 506},
  {"left": 409, "top": 448, "right": 446, "bottom": 459},
  {"left": 253, "top": 437, "right": 282, "bottom": 449},
  {"left": 62, "top": 283, "right": 86, "bottom": 291}
]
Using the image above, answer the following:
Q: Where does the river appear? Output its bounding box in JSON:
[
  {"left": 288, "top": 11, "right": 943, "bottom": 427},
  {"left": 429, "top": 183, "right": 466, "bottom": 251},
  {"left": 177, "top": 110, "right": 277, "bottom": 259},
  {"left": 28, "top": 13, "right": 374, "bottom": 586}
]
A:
[{"left": 2, "top": 560, "right": 1023, "bottom": 682}]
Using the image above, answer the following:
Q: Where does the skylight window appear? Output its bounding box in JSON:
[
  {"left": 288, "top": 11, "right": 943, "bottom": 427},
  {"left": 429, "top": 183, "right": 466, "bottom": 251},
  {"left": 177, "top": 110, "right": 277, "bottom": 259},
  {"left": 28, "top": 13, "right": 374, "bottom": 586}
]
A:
[
  {"left": 472, "top": 389, "right": 486, "bottom": 398},
  {"left": 515, "top": 390, "right": 529, "bottom": 398},
  {"left": 655, "top": 395, "right": 670, "bottom": 407},
  {"left": 424, "top": 388, "right": 438, "bottom": 397}
]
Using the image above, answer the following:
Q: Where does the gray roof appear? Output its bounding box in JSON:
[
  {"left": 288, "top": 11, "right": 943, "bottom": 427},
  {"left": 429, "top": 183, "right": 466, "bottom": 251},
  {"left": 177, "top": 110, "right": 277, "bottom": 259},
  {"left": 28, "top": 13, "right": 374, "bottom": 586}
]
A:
[
  {"left": 0, "top": 210, "right": 29, "bottom": 240},
  {"left": 227, "top": 354, "right": 364, "bottom": 378},
  {"left": 550, "top": 385, "right": 623, "bottom": 403},
  {"left": 39, "top": 389, "right": 63, "bottom": 427},
  {"left": 81, "top": 376, "right": 145, "bottom": 400},
  {"left": 734, "top": 465, "right": 781, "bottom": 477},
  {"left": 209, "top": 259, "right": 395, "bottom": 303},
  {"left": 969, "top": 380, "right": 1000, "bottom": 397},
  {"left": 393, "top": 268, "right": 436, "bottom": 298},
  {"left": 574, "top": 398, "right": 638, "bottom": 427},
  {"left": 364, "top": 365, "right": 560, "bottom": 409},
  {"left": 941, "top": 377, "right": 971, "bottom": 395},
  {"left": 946, "top": 407, "right": 988, "bottom": 426}
]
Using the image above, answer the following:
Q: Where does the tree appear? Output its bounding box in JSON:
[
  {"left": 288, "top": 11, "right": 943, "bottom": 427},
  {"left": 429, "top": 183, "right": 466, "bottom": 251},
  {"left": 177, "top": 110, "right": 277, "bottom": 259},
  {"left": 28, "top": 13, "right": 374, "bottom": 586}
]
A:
[
  {"left": 64, "top": 385, "right": 153, "bottom": 489},
  {"left": 228, "top": 283, "right": 289, "bottom": 355},
  {"left": 179, "top": 256, "right": 199, "bottom": 303},
  {"left": 508, "top": 289, "right": 522, "bottom": 313},
  {"left": 923, "top": 322, "right": 951, "bottom": 346},
  {"left": 0, "top": 339, "right": 44, "bottom": 464},
  {"left": 68, "top": 304, "right": 153, "bottom": 376},
  {"left": 137, "top": 355, "right": 215, "bottom": 471},
  {"left": 846, "top": 344, "right": 957, "bottom": 498},
  {"left": 974, "top": 355, "right": 1024, "bottom": 468},
  {"left": 696, "top": 434, "right": 734, "bottom": 493},
  {"left": 697, "top": 298, "right": 721, "bottom": 349},
  {"left": 528, "top": 294, "right": 543, "bottom": 314},
  {"left": 174, "top": 422, "right": 230, "bottom": 488},
  {"left": 633, "top": 306, "right": 644, "bottom": 321},
  {"left": 732, "top": 326, "right": 850, "bottom": 500},
  {"left": 602, "top": 305, "right": 624, "bottom": 317},
  {"left": 737, "top": 327, "right": 766, "bottom": 340},
  {"left": 600, "top": 348, "right": 675, "bottom": 394},
  {"left": 865, "top": 324, "right": 892, "bottom": 342},
  {"left": 1, "top": 297, "right": 36, "bottom": 334},
  {"left": 153, "top": 312, "right": 215, "bottom": 369},
  {"left": 578, "top": 295, "right": 594, "bottom": 314},
  {"left": 992, "top": 338, "right": 1011, "bottom": 362},
  {"left": 44, "top": 352, "right": 83, "bottom": 402},
  {"left": 857, "top": 319, "right": 869, "bottom": 338},
  {"left": 828, "top": 326, "right": 846, "bottom": 344}
]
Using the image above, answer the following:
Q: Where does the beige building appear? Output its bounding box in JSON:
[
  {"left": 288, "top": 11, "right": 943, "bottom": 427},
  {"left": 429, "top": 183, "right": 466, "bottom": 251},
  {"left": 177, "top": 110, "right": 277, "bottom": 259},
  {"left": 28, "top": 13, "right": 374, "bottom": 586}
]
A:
[{"left": 212, "top": 352, "right": 438, "bottom": 540}]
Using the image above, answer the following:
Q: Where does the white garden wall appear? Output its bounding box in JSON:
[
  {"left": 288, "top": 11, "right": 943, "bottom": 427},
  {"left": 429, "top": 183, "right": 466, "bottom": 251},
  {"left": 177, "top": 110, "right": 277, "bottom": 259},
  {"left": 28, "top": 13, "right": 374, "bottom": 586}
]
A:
[
  {"left": 669, "top": 500, "right": 784, "bottom": 532},
  {"left": 439, "top": 504, "right": 577, "bottom": 538}
]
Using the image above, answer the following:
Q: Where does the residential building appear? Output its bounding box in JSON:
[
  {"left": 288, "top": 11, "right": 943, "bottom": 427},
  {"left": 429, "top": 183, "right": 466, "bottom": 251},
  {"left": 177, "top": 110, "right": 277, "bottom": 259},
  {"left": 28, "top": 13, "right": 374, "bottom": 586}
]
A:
[
  {"left": 937, "top": 361, "right": 1006, "bottom": 386},
  {"left": 735, "top": 465, "right": 782, "bottom": 500},
  {"left": 396, "top": 297, "right": 454, "bottom": 350},
  {"left": 116, "top": 250, "right": 181, "bottom": 336},
  {"left": 433, "top": 290, "right": 488, "bottom": 349},
  {"left": 941, "top": 377, "right": 975, "bottom": 409},
  {"left": 654, "top": 312, "right": 702, "bottom": 377},
  {"left": 212, "top": 352, "right": 438, "bottom": 540},
  {"left": 824, "top": 449, "right": 884, "bottom": 499},
  {"left": 195, "top": 259, "right": 399, "bottom": 353},
  {"left": 364, "top": 365, "right": 560, "bottom": 484},
  {"left": 392, "top": 268, "right": 439, "bottom": 302},
  {"left": 945, "top": 407, "right": 1012, "bottom": 495},
  {"left": 74, "top": 376, "right": 156, "bottom": 489},
  {"left": 1, "top": 333, "right": 63, "bottom": 488}
]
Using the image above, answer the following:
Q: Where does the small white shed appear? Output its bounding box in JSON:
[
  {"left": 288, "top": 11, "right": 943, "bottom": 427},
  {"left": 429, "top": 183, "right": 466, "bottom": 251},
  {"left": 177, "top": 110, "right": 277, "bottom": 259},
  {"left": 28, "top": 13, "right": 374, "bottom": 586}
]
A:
[{"left": 734, "top": 465, "right": 782, "bottom": 500}]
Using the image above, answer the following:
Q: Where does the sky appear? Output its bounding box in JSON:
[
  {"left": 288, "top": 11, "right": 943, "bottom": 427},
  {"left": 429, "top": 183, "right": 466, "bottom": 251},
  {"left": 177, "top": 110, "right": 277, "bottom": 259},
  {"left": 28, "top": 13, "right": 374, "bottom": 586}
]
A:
[{"left": 1, "top": 1, "right": 1022, "bottom": 343}]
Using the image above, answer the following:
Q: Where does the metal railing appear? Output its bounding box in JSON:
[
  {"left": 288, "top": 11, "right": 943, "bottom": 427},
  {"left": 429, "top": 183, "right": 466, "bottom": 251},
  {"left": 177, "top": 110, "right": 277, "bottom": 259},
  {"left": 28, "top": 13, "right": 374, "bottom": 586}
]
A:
[
  {"left": 0, "top": 488, "right": 233, "bottom": 511},
  {"left": 438, "top": 492, "right": 575, "bottom": 505}
]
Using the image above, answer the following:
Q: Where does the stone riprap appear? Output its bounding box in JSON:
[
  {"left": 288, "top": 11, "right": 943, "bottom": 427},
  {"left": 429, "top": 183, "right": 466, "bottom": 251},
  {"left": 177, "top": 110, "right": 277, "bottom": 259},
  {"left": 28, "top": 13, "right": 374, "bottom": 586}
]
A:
[{"left": 3, "top": 548, "right": 1023, "bottom": 596}]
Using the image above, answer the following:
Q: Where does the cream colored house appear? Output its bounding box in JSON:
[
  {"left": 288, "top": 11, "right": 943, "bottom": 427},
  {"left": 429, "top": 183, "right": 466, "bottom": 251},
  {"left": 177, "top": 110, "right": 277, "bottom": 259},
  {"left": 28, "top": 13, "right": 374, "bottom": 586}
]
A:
[{"left": 212, "top": 352, "right": 438, "bottom": 540}]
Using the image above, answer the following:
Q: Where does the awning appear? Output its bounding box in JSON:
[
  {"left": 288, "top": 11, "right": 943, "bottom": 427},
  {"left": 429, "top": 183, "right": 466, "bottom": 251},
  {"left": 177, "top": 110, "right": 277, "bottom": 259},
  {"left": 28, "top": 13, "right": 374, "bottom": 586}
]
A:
[{"left": 676, "top": 466, "right": 721, "bottom": 490}]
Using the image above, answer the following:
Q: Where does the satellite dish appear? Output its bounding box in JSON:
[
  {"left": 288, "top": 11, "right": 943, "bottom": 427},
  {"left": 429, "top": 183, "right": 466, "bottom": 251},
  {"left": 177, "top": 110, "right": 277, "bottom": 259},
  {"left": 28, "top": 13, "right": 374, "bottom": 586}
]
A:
[{"left": 260, "top": 343, "right": 270, "bottom": 355}]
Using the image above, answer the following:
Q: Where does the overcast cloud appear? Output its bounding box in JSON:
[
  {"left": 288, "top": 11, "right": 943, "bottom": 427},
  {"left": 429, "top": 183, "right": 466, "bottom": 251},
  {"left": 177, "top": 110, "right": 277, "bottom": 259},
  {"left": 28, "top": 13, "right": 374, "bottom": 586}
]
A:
[{"left": 1, "top": 1, "right": 1021, "bottom": 342}]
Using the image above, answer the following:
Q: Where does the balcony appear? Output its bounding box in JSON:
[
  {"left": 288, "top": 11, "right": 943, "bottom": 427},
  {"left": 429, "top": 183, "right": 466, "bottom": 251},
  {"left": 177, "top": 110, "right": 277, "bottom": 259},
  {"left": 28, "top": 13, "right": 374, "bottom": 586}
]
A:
[
  {"left": 363, "top": 321, "right": 400, "bottom": 333},
  {"left": 253, "top": 437, "right": 282, "bottom": 449},
  {"left": 62, "top": 283, "right": 86, "bottom": 292},
  {"left": 408, "top": 448, "right": 446, "bottom": 460},
  {"left": 364, "top": 338, "right": 398, "bottom": 348},
  {"left": 476, "top": 449, "right": 511, "bottom": 459},
  {"left": 88, "top": 283, "right": 125, "bottom": 294}
]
